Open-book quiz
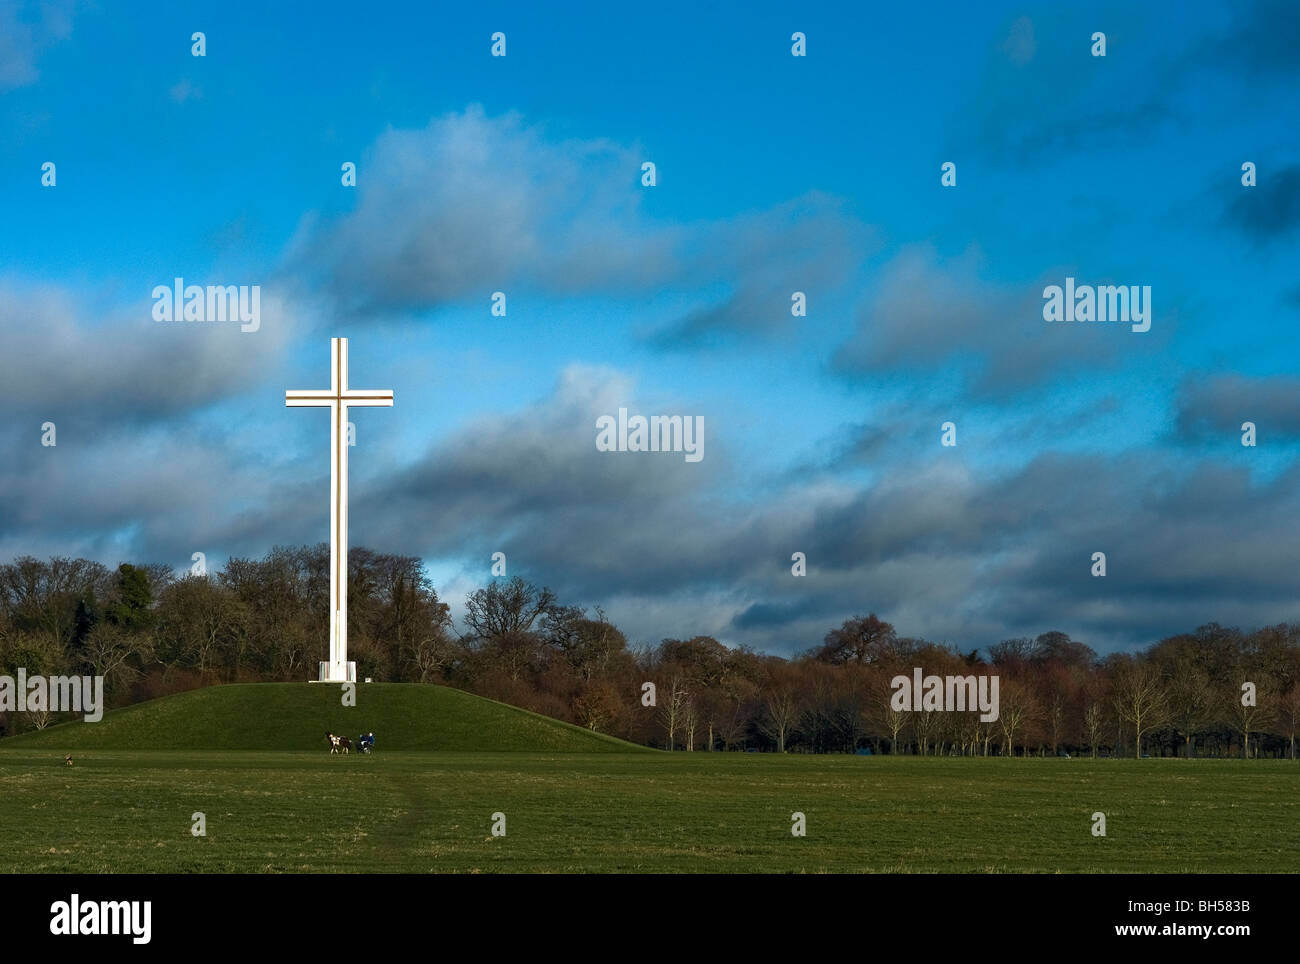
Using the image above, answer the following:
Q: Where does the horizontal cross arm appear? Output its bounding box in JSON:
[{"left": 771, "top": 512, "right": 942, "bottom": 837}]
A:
[
  {"left": 341, "top": 393, "right": 394, "bottom": 407},
  {"left": 285, "top": 391, "right": 338, "bottom": 407}
]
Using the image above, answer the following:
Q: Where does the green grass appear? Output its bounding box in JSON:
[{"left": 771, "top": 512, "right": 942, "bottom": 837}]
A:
[
  {"left": 1, "top": 753, "right": 1296, "bottom": 873},
  {"left": 2, "top": 682, "right": 642, "bottom": 752},
  {"left": 3, "top": 686, "right": 1295, "bottom": 872}
]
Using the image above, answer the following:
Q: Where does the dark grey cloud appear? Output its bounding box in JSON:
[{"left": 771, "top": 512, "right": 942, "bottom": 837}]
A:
[
  {"left": 0, "top": 277, "right": 307, "bottom": 570},
  {"left": 830, "top": 247, "right": 1162, "bottom": 397},
  {"left": 1176, "top": 373, "right": 1300, "bottom": 439},
  {"left": 1223, "top": 162, "right": 1300, "bottom": 242},
  {"left": 349, "top": 365, "right": 737, "bottom": 594},
  {"left": 732, "top": 598, "right": 823, "bottom": 631},
  {"left": 288, "top": 107, "right": 678, "bottom": 315},
  {"left": 643, "top": 194, "right": 875, "bottom": 347},
  {"left": 769, "top": 452, "right": 1300, "bottom": 653},
  {"left": 0, "top": 427, "right": 300, "bottom": 564},
  {"left": 1191, "top": 0, "right": 1300, "bottom": 79},
  {"left": 956, "top": 2, "right": 1300, "bottom": 168},
  {"left": 290, "top": 107, "right": 872, "bottom": 342},
  {"left": 0, "top": 280, "right": 297, "bottom": 426}
]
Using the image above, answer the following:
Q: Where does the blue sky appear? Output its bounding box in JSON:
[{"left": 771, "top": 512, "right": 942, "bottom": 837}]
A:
[{"left": 2, "top": 0, "right": 1299, "bottom": 655}]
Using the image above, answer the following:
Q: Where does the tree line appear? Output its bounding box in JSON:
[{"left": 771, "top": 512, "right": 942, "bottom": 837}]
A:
[{"left": 1, "top": 547, "right": 1298, "bottom": 758}]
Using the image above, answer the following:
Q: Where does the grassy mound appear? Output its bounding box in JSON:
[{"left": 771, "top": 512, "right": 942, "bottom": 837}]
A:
[{"left": 1, "top": 682, "right": 645, "bottom": 752}]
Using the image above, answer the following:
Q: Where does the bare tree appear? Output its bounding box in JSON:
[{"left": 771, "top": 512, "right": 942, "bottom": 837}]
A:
[
  {"left": 658, "top": 675, "right": 689, "bottom": 750},
  {"left": 562, "top": 608, "right": 626, "bottom": 682},
  {"left": 998, "top": 679, "right": 1037, "bottom": 756},
  {"left": 574, "top": 681, "right": 619, "bottom": 732},
  {"left": 873, "top": 676, "right": 910, "bottom": 754},
  {"left": 1167, "top": 666, "right": 1216, "bottom": 758},
  {"left": 1047, "top": 693, "right": 1066, "bottom": 756},
  {"left": 404, "top": 629, "right": 460, "bottom": 683},
  {"left": 814, "top": 614, "right": 898, "bottom": 664},
  {"left": 760, "top": 688, "right": 802, "bottom": 753},
  {"left": 463, "top": 577, "right": 556, "bottom": 640},
  {"left": 956, "top": 712, "right": 982, "bottom": 756},
  {"left": 154, "top": 576, "right": 246, "bottom": 678},
  {"left": 0, "top": 555, "right": 112, "bottom": 647},
  {"left": 1112, "top": 660, "right": 1170, "bottom": 758},
  {"left": 1280, "top": 683, "right": 1300, "bottom": 761},
  {"left": 82, "top": 622, "right": 139, "bottom": 699},
  {"left": 716, "top": 684, "right": 756, "bottom": 750},
  {"left": 0, "top": 628, "right": 64, "bottom": 732},
  {"left": 1083, "top": 702, "right": 1105, "bottom": 757},
  {"left": 1228, "top": 679, "right": 1276, "bottom": 759},
  {"left": 912, "top": 706, "right": 940, "bottom": 756}
]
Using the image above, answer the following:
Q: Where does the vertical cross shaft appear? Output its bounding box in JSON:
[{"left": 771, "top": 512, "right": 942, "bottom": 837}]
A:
[{"left": 285, "top": 338, "right": 394, "bottom": 682}]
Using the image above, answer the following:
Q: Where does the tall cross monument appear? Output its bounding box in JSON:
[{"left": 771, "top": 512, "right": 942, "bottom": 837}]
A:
[{"left": 286, "top": 338, "right": 394, "bottom": 682}]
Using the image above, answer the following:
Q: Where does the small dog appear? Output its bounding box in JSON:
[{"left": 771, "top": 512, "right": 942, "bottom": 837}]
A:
[{"left": 65, "top": 755, "right": 73, "bottom": 767}]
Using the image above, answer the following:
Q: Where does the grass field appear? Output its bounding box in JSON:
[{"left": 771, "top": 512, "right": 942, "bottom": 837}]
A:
[
  {"left": 3, "top": 684, "right": 1295, "bottom": 873},
  {"left": 1, "top": 752, "right": 1296, "bottom": 873}
]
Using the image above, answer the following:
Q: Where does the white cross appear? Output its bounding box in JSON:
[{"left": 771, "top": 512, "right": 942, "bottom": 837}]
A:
[{"left": 286, "top": 338, "right": 393, "bottom": 682}]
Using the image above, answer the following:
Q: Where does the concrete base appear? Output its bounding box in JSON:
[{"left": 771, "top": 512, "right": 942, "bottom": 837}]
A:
[{"left": 314, "top": 660, "right": 357, "bottom": 682}]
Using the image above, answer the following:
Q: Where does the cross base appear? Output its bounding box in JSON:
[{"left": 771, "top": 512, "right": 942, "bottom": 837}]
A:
[{"left": 316, "top": 660, "right": 357, "bottom": 683}]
